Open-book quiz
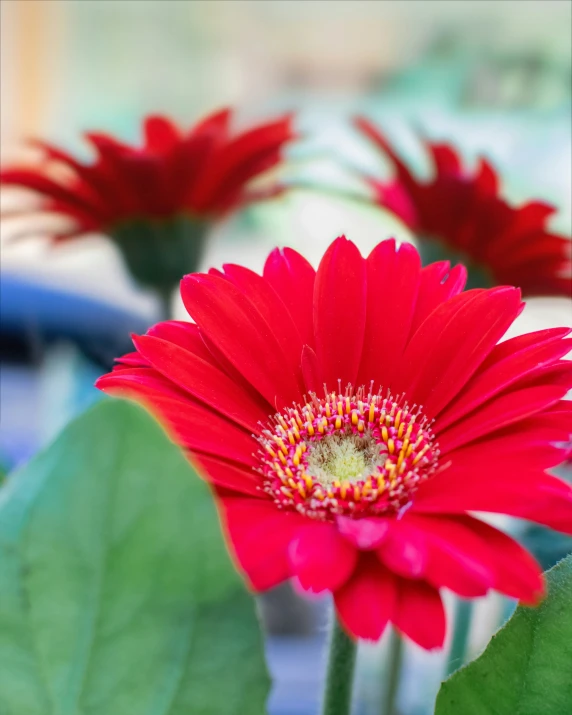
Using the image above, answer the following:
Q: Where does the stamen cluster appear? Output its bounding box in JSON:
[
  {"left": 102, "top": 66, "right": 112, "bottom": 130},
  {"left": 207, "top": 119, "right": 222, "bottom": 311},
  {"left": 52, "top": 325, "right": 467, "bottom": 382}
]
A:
[{"left": 257, "top": 385, "right": 439, "bottom": 519}]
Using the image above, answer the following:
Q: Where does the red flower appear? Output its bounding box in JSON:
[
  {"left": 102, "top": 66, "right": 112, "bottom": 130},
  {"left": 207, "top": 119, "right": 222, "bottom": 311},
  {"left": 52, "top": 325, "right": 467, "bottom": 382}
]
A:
[
  {"left": 96, "top": 236, "right": 572, "bottom": 648},
  {"left": 354, "top": 117, "right": 572, "bottom": 298},
  {"left": 1, "top": 109, "right": 294, "bottom": 293}
]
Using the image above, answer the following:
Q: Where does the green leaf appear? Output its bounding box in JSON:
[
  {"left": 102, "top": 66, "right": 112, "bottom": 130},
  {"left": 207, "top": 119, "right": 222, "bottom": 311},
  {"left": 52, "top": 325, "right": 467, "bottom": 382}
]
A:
[
  {"left": 435, "top": 554, "right": 572, "bottom": 715},
  {"left": 0, "top": 400, "right": 270, "bottom": 715}
]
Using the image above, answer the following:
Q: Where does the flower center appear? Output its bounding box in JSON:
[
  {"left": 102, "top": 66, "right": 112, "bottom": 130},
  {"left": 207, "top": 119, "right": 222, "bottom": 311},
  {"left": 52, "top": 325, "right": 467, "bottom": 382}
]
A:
[{"left": 257, "top": 386, "right": 439, "bottom": 520}]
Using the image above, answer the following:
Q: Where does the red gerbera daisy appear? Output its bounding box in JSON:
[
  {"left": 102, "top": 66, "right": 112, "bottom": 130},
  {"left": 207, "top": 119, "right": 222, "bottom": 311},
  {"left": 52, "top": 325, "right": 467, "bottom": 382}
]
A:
[
  {"left": 354, "top": 117, "right": 572, "bottom": 298},
  {"left": 96, "top": 236, "right": 572, "bottom": 648},
  {"left": 1, "top": 109, "right": 294, "bottom": 298}
]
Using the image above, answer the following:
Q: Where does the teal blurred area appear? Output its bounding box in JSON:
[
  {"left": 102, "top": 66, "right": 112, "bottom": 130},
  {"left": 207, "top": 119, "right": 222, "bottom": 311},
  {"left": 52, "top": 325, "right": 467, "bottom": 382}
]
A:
[{"left": 1, "top": 3, "right": 570, "bottom": 714}]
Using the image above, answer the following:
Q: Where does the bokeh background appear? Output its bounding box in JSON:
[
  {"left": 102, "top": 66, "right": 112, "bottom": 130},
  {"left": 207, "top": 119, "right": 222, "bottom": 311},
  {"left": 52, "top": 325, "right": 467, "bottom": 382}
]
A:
[{"left": 1, "top": 2, "right": 571, "bottom": 713}]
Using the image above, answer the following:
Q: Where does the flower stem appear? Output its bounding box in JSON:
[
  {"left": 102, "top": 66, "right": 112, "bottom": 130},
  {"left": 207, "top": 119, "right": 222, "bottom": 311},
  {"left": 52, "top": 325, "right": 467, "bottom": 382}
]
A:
[
  {"left": 321, "top": 616, "right": 357, "bottom": 715},
  {"left": 383, "top": 628, "right": 404, "bottom": 715},
  {"left": 446, "top": 599, "right": 473, "bottom": 676},
  {"left": 157, "top": 287, "right": 173, "bottom": 321}
]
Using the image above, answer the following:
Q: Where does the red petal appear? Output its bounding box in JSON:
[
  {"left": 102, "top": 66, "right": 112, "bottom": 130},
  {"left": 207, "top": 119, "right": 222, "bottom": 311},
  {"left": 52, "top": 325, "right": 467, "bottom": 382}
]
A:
[
  {"left": 334, "top": 556, "right": 396, "bottom": 640},
  {"left": 97, "top": 372, "right": 257, "bottom": 466},
  {"left": 114, "top": 351, "right": 149, "bottom": 369},
  {"left": 427, "top": 142, "right": 463, "bottom": 177},
  {"left": 222, "top": 263, "right": 305, "bottom": 385},
  {"left": 437, "top": 329, "right": 572, "bottom": 430},
  {"left": 395, "top": 287, "right": 522, "bottom": 418},
  {"left": 263, "top": 246, "right": 316, "bottom": 348},
  {"left": 97, "top": 367, "right": 189, "bottom": 402},
  {"left": 192, "top": 107, "right": 232, "bottom": 138},
  {"left": 146, "top": 320, "right": 215, "bottom": 363},
  {"left": 409, "top": 261, "right": 467, "bottom": 335},
  {"left": 181, "top": 273, "right": 302, "bottom": 408},
  {"left": 412, "top": 466, "right": 572, "bottom": 533},
  {"left": 314, "top": 237, "right": 367, "bottom": 388},
  {"left": 218, "top": 496, "right": 307, "bottom": 591},
  {"left": 354, "top": 117, "right": 416, "bottom": 190},
  {"left": 143, "top": 115, "right": 181, "bottom": 152},
  {"left": 474, "top": 158, "right": 499, "bottom": 194},
  {"left": 357, "top": 239, "right": 421, "bottom": 388},
  {"left": 29, "top": 139, "right": 117, "bottom": 212},
  {"left": 195, "top": 455, "right": 265, "bottom": 498},
  {"left": 288, "top": 521, "right": 357, "bottom": 593},
  {"left": 301, "top": 345, "right": 323, "bottom": 394},
  {"left": 192, "top": 115, "right": 293, "bottom": 210},
  {"left": 0, "top": 168, "right": 105, "bottom": 220},
  {"left": 460, "top": 518, "right": 544, "bottom": 604},
  {"left": 83, "top": 132, "right": 141, "bottom": 213},
  {"left": 442, "top": 423, "right": 569, "bottom": 473},
  {"left": 394, "top": 515, "right": 496, "bottom": 597},
  {"left": 392, "top": 579, "right": 446, "bottom": 650},
  {"left": 437, "top": 384, "right": 567, "bottom": 454},
  {"left": 131, "top": 334, "right": 268, "bottom": 431}
]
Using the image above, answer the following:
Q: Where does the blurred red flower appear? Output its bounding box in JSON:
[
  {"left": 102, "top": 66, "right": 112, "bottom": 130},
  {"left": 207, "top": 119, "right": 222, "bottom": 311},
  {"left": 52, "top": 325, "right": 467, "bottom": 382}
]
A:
[
  {"left": 355, "top": 117, "right": 572, "bottom": 298},
  {"left": 97, "top": 236, "right": 572, "bottom": 648},
  {"left": 1, "top": 109, "right": 294, "bottom": 295}
]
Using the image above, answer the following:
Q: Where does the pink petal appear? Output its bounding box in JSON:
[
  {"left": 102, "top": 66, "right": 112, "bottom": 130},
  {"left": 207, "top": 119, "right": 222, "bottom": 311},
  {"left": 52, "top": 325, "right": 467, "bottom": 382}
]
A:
[
  {"left": 314, "top": 236, "right": 367, "bottom": 389},
  {"left": 337, "top": 516, "right": 391, "bottom": 549},
  {"left": 377, "top": 520, "right": 428, "bottom": 578},
  {"left": 288, "top": 521, "right": 357, "bottom": 593}
]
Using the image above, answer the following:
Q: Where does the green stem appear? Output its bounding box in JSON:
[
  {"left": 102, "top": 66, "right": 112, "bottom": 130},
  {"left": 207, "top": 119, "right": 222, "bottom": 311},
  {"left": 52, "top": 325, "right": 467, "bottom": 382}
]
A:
[
  {"left": 287, "top": 180, "right": 375, "bottom": 207},
  {"left": 321, "top": 616, "right": 358, "bottom": 715},
  {"left": 157, "top": 287, "right": 172, "bottom": 321},
  {"left": 446, "top": 599, "right": 473, "bottom": 676},
  {"left": 383, "top": 628, "right": 404, "bottom": 715}
]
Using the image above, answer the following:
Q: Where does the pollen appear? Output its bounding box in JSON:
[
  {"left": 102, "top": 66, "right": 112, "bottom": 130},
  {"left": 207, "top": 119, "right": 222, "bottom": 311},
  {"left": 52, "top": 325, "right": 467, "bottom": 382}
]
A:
[{"left": 257, "top": 385, "right": 439, "bottom": 520}]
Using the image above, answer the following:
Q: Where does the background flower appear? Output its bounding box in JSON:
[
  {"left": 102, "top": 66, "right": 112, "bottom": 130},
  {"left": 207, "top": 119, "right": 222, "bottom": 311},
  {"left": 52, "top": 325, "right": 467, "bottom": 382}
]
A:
[
  {"left": 97, "top": 236, "right": 572, "bottom": 648},
  {"left": 354, "top": 117, "right": 572, "bottom": 298},
  {"left": 1, "top": 109, "right": 295, "bottom": 299}
]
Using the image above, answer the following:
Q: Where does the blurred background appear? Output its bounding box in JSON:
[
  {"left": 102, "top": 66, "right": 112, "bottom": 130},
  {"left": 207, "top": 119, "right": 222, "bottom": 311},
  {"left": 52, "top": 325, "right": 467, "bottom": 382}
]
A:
[{"left": 1, "top": 1, "right": 571, "bottom": 713}]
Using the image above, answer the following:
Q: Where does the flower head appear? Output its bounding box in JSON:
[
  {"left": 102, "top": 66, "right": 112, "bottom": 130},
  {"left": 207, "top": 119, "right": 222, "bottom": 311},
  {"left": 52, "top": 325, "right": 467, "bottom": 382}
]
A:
[
  {"left": 96, "top": 236, "right": 572, "bottom": 648},
  {"left": 1, "top": 109, "right": 294, "bottom": 294},
  {"left": 355, "top": 117, "right": 572, "bottom": 298}
]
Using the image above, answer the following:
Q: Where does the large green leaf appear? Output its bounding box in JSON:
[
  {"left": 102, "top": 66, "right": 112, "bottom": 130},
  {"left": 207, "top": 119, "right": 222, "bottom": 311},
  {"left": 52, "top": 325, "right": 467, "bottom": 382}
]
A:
[
  {"left": 0, "top": 400, "right": 270, "bottom": 715},
  {"left": 435, "top": 554, "right": 572, "bottom": 715}
]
